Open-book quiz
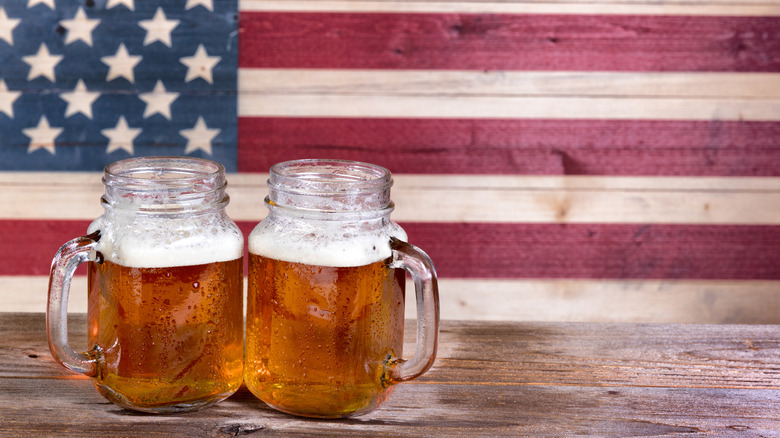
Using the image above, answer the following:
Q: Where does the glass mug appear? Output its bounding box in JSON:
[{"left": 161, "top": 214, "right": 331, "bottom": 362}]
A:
[
  {"left": 47, "top": 157, "right": 244, "bottom": 413},
  {"left": 245, "top": 159, "right": 440, "bottom": 418}
]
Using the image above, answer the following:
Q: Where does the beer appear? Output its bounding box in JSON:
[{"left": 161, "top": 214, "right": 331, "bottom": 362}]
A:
[
  {"left": 84, "top": 199, "right": 245, "bottom": 412},
  {"left": 245, "top": 252, "right": 406, "bottom": 418},
  {"left": 47, "top": 156, "right": 246, "bottom": 413},
  {"left": 87, "top": 257, "right": 243, "bottom": 411},
  {"left": 242, "top": 159, "right": 438, "bottom": 418}
]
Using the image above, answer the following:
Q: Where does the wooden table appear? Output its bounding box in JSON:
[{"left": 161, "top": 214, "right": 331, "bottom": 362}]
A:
[{"left": 1, "top": 313, "right": 778, "bottom": 436}]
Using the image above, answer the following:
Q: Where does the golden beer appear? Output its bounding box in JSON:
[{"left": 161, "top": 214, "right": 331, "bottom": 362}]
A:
[
  {"left": 87, "top": 258, "right": 244, "bottom": 411},
  {"left": 243, "top": 159, "right": 439, "bottom": 418},
  {"left": 245, "top": 253, "right": 406, "bottom": 418},
  {"left": 47, "top": 157, "right": 246, "bottom": 413}
]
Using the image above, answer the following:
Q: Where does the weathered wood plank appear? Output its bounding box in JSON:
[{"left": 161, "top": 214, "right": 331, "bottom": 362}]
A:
[
  {"left": 239, "top": 94, "right": 780, "bottom": 121},
  {"left": 0, "top": 314, "right": 778, "bottom": 436},
  {"left": 6, "top": 276, "right": 780, "bottom": 323},
  {"left": 2, "top": 379, "right": 779, "bottom": 436},
  {"left": 5, "top": 172, "right": 780, "bottom": 191},
  {"left": 3, "top": 173, "right": 780, "bottom": 223},
  {"left": 239, "top": 13, "right": 780, "bottom": 72},
  {"left": 5, "top": 314, "right": 780, "bottom": 387},
  {"left": 236, "top": 119, "right": 780, "bottom": 176},
  {"left": 240, "top": 0, "right": 780, "bottom": 16},
  {"left": 402, "top": 222, "right": 780, "bottom": 279},
  {"left": 240, "top": 70, "right": 780, "bottom": 98},
  {"left": 4, "top": 220, "right": 780, "bottom": 279}
]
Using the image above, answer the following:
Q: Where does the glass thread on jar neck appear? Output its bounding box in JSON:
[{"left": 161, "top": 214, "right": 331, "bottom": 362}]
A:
[
  {"left": 266, "top": 159, "right": 394, "bottom": 219},
  {"left": 101, "top": 156, "right": 229, "bottom": 216}
]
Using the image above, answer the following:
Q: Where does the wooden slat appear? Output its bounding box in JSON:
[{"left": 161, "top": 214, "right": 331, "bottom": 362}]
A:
[
  {"left": 238, "top": 70, "right": 780, "bottom": 121},
  {"left": 7, "top": 275, "right": 780, "bottom": 323},
  {"left": 428, "top": 278, "right": 780, "bottom": 323},
  {"left": 0, "top": 277, "right": 88, "bottom": 315},
  {"left": 240, "top": 0, "right": 780, "bottom": 16},
  {"left": 400, "top": 222, "right": 780, "bottom": 279},
  {"left": 3, "top": 173, "right": 780, "bottom": 224},
  {"left": 239, "top": 94, "right": 780, "bottom": 121},
  {"left": 240, "top": 70, "right": 780, "bottom": 98},
  {"left": 239, "top": 124, "right": 780, "bottom": 177},
  {"left": 1, "top": 314, "right": 778, "bottom": 435},
  {"left": 239, "top": 13, "right": 780, "bottom": 72},
  {"left": 4, "top": 219, "right": 780, "bottom": 279},
  {"left": 237, "top": 118, "right": 780, "bottom": 176}
]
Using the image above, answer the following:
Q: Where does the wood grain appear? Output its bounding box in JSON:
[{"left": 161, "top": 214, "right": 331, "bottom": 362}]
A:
[
  {"left": 239, "top": 94, "right": 780, "bottom": 121},
  {"left": 237, "top": 69, "right": 780, "bottom": 123},
  {"left": 6, "top": 275, "right": 780, "bottom": 323},
  {"left": 239, "top": 70, "right": 780, "bottom": 98},
  {"left": 237, "top": 118, "right": 780, "bottom": 176},
  {"left": 4, "top": 219, "right": 780, "bottom": 279},
  {"left": 1, "top": 314, "right": 778, "bottom": 436},
  {"left": 4, "top": 173, "right": 780, "bottom": 223},
  {"left": 238, "top": 13, "right": 780, "bottom": 72},
  {"left": 5, "top": 218, "right": 780, "bottom": 284},
  {"left": 400, "top": 222, "right": 780, "bottom": 279},
  {"left": 239, "top": 0, "right": 780, "bottom": 16}
]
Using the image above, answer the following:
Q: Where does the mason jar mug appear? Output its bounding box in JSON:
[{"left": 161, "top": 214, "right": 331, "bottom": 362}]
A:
[
  {"left": 47, "top": 156, "right": 244, "bottom": 413},
  {"left": 245, "top": 159, "right": 440, "bottom": 418}
]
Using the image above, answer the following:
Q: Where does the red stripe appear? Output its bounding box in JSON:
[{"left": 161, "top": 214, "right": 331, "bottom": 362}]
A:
[
  {"left": 238, "top": 118, "right": 780, "bottom": 176},
  {"left": 7, "top": 220, "right": 780, "bottom": 280},
  {"left": 3, "top": 220, "right": 92, "bottom": 277},
  {"left": 402, "top": 222, "right": 780, "bottom": 280},
  {"left": 239, "top": 12, "right": 780, "bottom": 71}
]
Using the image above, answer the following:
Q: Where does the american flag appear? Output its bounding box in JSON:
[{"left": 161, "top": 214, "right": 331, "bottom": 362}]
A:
[
  {"left": 0, "top": 0, "right": 237, "bottom": 169},
  {"left": 1, "top": 0, "right": 779, "bottom": 321}
]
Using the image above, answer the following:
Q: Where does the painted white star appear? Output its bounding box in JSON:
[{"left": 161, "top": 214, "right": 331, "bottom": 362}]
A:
[
  {"left": 61, "top": 79, "right": 100, "bottom": 119},
  {"left": 139, "top": 80, "right": 179, "bottom": 120},
  {"left": 0, "top": 79, "right": 21, "bottom": 118},
  {"left": 138, "top": 7, "right": 179, "bottom": 47},
  {"left": 60, "top": 7, "right": 100, "bottom": 46},
  {"left": 0, "top": 8, "right": 21, "bottom": 45},
  {"left": 180, "top": 44, "right": 220, "bottom": 84},
  {"left": 181, "top": 117, "right": 219, "bottom": 155},
  {"left": 27, "top": 0, "right": 55, "bottom": 9},
  {"left": 186, "top": 0, "right": 214, "bottom": 11},
  {"left": 101, "top": 43, "right": 142, "bottom": 83},
  {"left": 23, "top": 116, "right": 62, "bottom": 154},
  {"left": 0, "top": 80, "right": 20, "bottom": 119},
  {"left": 107, "top": 0, "right": 134, "bottom": 10},
  {"left": 22, "top": 43, "right": 62, "bottom": 82},
  {"left": 102, "top": 116, "right": 141, "bottom": 155}
]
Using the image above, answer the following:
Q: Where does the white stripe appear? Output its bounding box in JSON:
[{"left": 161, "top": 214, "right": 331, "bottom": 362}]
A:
[
  {"left": 240, "top": 0, "right": 780, "bottom": 16},
  {"left": 3, "top": 173, "right": 780, "bottom": 224},
  {"left": 240, "top": 94, "right": 780, "bottom": 121},
  {"left": 240, "top": 70, "right": 780, "bottom": 99},
  {"left": 7, "top": 275, "right": 780, "bottom": 323},
  {"left": 238, "top": 70, "right": 780, "bottom": 121},
  {"left": 423, "top": 278, "right": 780, "bottom": 323}
]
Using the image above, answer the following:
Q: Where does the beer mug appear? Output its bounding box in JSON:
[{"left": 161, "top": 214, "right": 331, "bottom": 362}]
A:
[
  {"left": 47, "top": 157, "right": 244, "bottom": 413},
  {"left": 245, "top": 159, "right": 440, "bottom": 418}
]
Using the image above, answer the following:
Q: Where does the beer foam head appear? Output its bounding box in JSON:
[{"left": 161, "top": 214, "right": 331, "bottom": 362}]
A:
[
  {"left": 248, "top": 216, "right": 407, "bottom": 268},
  {"left": 89, "top": 215, "right": 243, "bottom": 268},
  {"left": 93, "top": 156, "right": 242, "bottom": 268}
]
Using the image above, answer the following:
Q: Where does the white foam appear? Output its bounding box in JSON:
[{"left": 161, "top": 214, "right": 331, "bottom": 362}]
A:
[
  {"left": 88, "top": 214, "right": 243, "bottom": 268},
  {"left": 248, "top": 217, "right": 407, "bottom": 268}
]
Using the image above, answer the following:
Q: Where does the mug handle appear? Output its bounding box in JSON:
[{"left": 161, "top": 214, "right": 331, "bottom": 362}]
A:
[
  {"left": 46, "top": 230, "right": 101, "bottom": 376},
  {"left": 384, "top": 237, "right": 440, "bottom": 384}
]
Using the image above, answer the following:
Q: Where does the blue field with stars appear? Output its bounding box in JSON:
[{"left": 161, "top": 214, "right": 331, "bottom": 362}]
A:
[{"left": 0, "top": 0, "right": 238, "bottom": 171}]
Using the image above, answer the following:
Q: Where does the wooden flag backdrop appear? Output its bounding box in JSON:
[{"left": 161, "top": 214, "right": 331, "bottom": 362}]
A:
[{"left": 1, "top": 0, "right": 779, "bottom": 322}]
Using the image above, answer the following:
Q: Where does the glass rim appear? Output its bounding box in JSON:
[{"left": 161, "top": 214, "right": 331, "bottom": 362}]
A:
[
  {"left": 268, "top": 159, "right": 393, "bottom": 195},
  {"left": 103, "top": 156, "right": 225, "bottom": 191}
]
